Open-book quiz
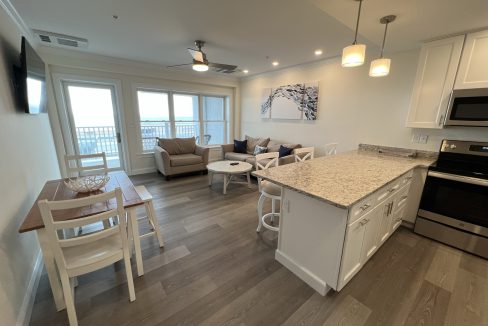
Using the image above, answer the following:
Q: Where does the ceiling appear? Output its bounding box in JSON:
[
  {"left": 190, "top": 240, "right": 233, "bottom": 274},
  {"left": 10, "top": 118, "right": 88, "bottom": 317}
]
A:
[{"left": 10, "top": 0, "right": 488, "bottom": 77}]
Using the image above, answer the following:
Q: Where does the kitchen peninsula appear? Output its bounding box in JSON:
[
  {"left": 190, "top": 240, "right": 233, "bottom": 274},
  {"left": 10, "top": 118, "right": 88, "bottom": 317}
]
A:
[{"left": 253, "top": 147, "right": 436, "bottom": 295}]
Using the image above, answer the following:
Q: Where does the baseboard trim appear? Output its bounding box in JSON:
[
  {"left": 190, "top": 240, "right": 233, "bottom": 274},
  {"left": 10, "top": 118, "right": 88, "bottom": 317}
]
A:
[
  {"left": 275, "top": 250, "right": 330, "bottom": 296},
  {"left": 16, "top": 249, "right": 43, "bottom": 326},
  {"left": 129, "top": 167, "right": 157, "bottom": 176}
]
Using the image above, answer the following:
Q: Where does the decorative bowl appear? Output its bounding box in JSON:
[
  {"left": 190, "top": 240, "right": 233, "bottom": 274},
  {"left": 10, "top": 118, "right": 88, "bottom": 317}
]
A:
[{"left": 64, "top": 175, "right": 110, "bottom": 193}]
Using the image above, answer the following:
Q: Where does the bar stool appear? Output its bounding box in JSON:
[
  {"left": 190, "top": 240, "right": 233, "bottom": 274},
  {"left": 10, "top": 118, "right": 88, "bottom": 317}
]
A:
[
  {"left": 132, "top": 185, "right": 164, "bottom": 247},
  {"left": 294, "top": 147, "right": 315, "bottom": 162},
  {"left": 255, "top": 152, "right": 281, "bottom": 233},
  {"left": 324, "top": 143, "right": 338, "bottom": 156}
]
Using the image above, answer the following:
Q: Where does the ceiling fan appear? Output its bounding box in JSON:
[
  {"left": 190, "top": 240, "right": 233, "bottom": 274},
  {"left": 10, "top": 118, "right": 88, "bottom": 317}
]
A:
[{"left": 167, "top": 40, "right": 238, "bottom": 73}]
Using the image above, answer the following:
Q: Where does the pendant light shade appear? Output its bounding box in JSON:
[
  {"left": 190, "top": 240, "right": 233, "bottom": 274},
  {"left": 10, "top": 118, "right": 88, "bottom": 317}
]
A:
[
  {"left": 342, "top": 44, "right": 366, "bottom": 67},
  {"left": 342, "top": 0, "right": 366, "bottom": 68},
  {"left": 369, "top": 15, "right": 396, "bottom": 77},
  {"left": 369, "top": 58, "right": 391, "bottom": 77}
]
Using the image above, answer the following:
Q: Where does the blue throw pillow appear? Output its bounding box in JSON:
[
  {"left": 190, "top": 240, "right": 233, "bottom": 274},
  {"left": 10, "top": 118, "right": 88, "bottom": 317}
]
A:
[
  {"left": 278, "top": 145, "right": 293, "bottom": 158},
  {"left": 234, "top": 139, "right": 247, "bottom": 154}
]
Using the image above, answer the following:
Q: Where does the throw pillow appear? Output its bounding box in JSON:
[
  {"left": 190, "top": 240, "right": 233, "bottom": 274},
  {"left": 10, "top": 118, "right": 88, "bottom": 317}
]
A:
[
  {"left": 234, "top": 139, "right": 248, "bottom": 154},
  {"left": 253, "top": 145, "right": 267, "bottom": 156},
  {"left": 278, "top": 145, "right": 293, "bottom": 158},
  {"left": 245, "top": 135, "right": 270, "bottom": 154}
]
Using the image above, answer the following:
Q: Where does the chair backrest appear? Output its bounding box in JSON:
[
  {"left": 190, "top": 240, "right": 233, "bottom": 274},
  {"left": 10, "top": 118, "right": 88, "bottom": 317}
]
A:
[
  {"left": 324, "top": 143, "right": 338, "bottom": 156},
  {"left": 64, "top": 152, "right": 108, "bottom": 177},
  {"left": 37, "top": 188, "right": 128, "bottom": 270},
  {"left": 294, "top": 147, "right": 315, "bottom": 162},
  {"left": 255, "top": 152, "right": 279, "bottom": 192}
]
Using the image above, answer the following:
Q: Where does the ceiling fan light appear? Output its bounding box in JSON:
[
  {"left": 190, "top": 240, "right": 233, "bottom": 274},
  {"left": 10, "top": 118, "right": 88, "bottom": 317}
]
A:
[
  {"left": 369, "top": 58, "right": 391, "bottom": 77},
  {"left": 192, "top": 63, "right": 209, "bottom": 72},
  {"left": 342, "top": 44, "right": 366, "bottom": 67}
]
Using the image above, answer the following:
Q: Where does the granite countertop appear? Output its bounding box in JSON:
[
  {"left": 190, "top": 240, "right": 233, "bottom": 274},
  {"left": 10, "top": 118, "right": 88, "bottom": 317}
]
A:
[{"left": 252, "top": 150, "right": 436, "bottom": 209}]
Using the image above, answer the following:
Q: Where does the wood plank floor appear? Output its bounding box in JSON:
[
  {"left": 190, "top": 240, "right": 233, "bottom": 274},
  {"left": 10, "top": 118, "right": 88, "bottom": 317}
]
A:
[{"left": 29, "top": 173, "right": 488, "bottom": 326}]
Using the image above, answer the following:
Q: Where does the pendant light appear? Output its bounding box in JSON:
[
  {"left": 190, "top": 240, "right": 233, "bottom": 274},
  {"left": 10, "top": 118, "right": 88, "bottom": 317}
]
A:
[
  {"left": 342, "top": 0, "right": 366, "bottom": 67},
  {"left": 369, "top": 15, "right": 396, "bottom": 77}
]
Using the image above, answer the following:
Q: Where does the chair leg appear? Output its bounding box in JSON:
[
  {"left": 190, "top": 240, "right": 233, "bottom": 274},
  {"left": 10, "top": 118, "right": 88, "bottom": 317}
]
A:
[
  {"left": 256, "top": 194, "right": 265, "bottom": 233},
  {"left": 271, "top": 199, "right": 276, "bottom": 224},
  {"left": 123, "top": 249, "right": 136, "bottom": 302},
  {"left": 60, "top": 272, "right": 78, "bottom": 326},
  {"left": 147, "top": 201, "right": 164, "bottom": 247}
]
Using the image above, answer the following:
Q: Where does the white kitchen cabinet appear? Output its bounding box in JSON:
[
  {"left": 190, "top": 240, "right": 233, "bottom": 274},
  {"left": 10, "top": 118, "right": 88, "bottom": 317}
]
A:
[
  {"left": 360, "top": 204, "right": 382, "bottom": 263},
  {"left": 455, "top": 29, "right": 488, "bottom": 89},
  {"left": 406, "top": 35, "right": 465, "bottom": 129},
  {"left": 339, "top": 216, "right": 366, "bottom": 288},
  {"left": 377, "top": 200, "right": 393, "bottom": 244}
]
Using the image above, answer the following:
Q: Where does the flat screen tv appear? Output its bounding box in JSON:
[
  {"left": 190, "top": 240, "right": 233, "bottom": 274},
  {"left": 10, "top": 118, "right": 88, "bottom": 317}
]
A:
[{"left": 17, "top": 36, "right": 47, "bottom": 114}]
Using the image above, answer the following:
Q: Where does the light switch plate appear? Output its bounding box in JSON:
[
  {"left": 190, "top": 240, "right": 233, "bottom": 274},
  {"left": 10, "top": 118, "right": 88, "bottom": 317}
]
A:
[{"left": 419, "top": 135, "right": 429, "bottom": 144}]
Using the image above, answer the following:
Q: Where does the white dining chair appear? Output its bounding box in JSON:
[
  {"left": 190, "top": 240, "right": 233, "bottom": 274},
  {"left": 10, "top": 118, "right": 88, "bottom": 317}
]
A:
[
  {"left": 324, "top": 143, "right": 338, "bottom": 156},
  {"left": 64, "top": 152, "right": 108, "bottom": 177},
  {"left": 65, "top": 152, "right": 111, "bottom": 231},
  {"left": 131, "top": 185, "right": 164, "bottom": 247},
  {"left": 294, "top": 147, "right": 315, "bottom": 162},
  {"left": 37, "top": 188, "right": 135, "bottom": 326},
  {"left": 255, "top": 152, "right": 281, "bottom": 233}
]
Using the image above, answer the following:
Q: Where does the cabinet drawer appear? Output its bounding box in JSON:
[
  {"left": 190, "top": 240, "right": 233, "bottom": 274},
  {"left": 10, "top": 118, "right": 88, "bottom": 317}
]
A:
[
  {"left": 394, "top": 184, "right": 411, "bottom": 213},
  {"left": 376, "top": 180, "right": 401, "bottom": 203},
  {"left": 349, "top": 195, "right": 376, "bottom": 224},
  {"left": 400, "top": 170, "right": 414, "bottom": 186}
]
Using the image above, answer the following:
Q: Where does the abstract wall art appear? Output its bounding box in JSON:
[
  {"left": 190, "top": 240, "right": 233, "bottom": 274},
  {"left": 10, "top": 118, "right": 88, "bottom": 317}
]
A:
[{"left": 260, "top": 82, "right": 318, "bottom": 120}]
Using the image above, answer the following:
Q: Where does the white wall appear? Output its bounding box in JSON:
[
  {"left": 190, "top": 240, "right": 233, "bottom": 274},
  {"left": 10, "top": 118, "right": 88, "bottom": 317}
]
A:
[
  {"left": 39, "top": 47, "right": 240, "bottom": 176},
  {"left": 240, "top": 49, "right": 488, "bottom": 154},
  {"left": 0, "top": 5, "right": 60, "bottom": 325}
]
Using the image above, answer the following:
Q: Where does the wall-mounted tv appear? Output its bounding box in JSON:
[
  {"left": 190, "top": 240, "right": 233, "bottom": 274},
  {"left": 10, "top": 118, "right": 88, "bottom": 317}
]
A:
[{"left": 17, "top": 36, "right": 47, "bottom": 114}]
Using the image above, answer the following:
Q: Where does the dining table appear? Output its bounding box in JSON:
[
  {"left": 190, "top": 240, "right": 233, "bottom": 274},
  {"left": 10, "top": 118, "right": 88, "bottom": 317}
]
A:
[{"left": 18, "top": 171, "right": 145, "bottom": 312}]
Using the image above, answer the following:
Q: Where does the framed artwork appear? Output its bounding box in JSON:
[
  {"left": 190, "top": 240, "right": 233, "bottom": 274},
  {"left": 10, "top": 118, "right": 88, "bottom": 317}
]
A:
[{"left": 260, "top": 82, "right": 318, "bottom": 120}]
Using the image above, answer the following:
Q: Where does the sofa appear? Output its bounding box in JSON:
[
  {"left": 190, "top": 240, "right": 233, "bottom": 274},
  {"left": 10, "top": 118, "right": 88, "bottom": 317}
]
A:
[
  {"left": 221, "top": 135, "right": 301, "bottom": 168},
  {"left": 154, "top": 137, "right": 209, "bottom": 180}
]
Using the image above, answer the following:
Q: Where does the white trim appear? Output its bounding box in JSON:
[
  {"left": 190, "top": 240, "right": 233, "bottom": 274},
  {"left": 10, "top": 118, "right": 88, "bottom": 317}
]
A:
[
  {"left": 0, "top": 0, "right": 35, "bottom": 45},
  {"left": 275, "top": 250, "right": 331, "bottom": 296},
  {"left": 16, "top": 249, "right": 43, "bottom": 326}
]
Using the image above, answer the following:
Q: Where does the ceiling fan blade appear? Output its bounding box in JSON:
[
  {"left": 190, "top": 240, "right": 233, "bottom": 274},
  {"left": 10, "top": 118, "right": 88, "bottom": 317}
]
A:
[
  {"left": 208, "top": 62, "right": 238, "bottom": 73},
  {"left": 187, "top": 48, "right": 204, "bottom": 62},
  {"left": 166, "top": 63, "right": 192, "bottom": 68}
]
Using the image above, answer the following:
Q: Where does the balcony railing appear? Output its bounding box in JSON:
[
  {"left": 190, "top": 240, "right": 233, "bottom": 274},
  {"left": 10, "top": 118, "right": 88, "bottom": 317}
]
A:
[{"left": 75, "top": 122, "right": 201, "bottom": 154}]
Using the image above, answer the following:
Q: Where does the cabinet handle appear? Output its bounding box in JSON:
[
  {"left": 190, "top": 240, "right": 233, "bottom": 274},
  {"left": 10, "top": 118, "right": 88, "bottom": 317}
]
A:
[
  {"left": 388, "top": 202, "right": 393, "bottom": 216},
  {"left": 360, "top": 203, "right": 371, "bottom": 211}
]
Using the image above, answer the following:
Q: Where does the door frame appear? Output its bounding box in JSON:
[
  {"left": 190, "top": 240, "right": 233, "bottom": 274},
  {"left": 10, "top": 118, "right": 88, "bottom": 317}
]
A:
[{"left": 52, "top": 73, "right": 131, "bottom": 173}]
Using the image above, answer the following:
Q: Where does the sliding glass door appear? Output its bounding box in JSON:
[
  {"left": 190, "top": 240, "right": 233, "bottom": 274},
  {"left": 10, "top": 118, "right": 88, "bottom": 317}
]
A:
[{"left": 63, "top": 82, "right": 125, "bottom": 170}]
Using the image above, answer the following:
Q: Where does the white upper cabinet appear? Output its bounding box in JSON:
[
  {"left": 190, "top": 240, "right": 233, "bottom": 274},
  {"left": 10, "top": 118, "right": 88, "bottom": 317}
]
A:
[
  {"left": 406, "top": 35, "right": 465, "bottom": 129},
  {"left": 455, "top": 30, "right": 488, "bottom": 89}
]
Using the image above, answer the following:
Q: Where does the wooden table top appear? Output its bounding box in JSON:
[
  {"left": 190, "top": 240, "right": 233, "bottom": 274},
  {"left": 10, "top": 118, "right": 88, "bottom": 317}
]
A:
[{"left": 19, "top": 171, "right": 143, "bottom": 233}]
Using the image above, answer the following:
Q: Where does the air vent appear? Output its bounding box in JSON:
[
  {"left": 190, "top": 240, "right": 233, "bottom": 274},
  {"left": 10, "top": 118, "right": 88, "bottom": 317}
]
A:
[{"left": 33, "top": 29, "right": 88, "bottom": 48}]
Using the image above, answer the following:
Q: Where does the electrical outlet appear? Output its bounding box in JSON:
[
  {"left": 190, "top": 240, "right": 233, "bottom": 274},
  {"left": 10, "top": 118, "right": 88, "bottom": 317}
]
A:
[
  {"left": 411, "top": 134, "right": 420, "bottom": 143},
  {"left": 419, "top": 135, "right": 429, "bottom": 144}
]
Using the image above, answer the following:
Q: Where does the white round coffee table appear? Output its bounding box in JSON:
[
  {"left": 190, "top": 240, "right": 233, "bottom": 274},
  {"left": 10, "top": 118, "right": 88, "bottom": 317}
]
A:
[{"left": 207, "top": 161, "right": 253, "bottom": 194}]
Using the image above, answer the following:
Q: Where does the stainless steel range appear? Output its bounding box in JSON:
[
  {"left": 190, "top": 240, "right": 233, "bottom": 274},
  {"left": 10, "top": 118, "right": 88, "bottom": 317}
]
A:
[{"left": 414, "top": 139, "right": 488, "bottom": 258}]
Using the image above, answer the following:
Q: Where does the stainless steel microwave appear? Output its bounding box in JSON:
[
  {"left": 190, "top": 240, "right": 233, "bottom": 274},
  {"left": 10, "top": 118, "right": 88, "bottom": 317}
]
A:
[{"left": 445, "top": 88, "right": 488, "bottom": 127}]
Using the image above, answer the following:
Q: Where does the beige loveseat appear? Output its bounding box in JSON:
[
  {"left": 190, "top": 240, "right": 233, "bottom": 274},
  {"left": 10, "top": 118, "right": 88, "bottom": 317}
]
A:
[
  {"left": 221, "top": 136, "right": 301, "bottom": 168},
  {"left": 154, "top": 137, "right": 209, "bottom": 180}
]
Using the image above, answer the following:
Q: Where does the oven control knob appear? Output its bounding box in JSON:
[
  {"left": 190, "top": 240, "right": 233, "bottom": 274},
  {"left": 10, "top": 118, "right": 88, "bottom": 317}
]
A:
[{"left": 450, "top": 144, "right": 457, "bottom": 149}]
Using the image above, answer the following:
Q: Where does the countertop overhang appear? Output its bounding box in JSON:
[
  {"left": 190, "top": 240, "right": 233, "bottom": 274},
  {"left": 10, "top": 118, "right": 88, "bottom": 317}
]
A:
[{"left": 252, "top": 150, "right": 435, "bottom": 209}]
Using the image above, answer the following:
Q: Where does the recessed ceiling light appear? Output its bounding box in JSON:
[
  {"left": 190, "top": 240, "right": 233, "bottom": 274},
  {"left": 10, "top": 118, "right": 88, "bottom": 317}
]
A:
[
  {"left": 272, "top": 61, "right": 279, "bottom": 66},
  {"left": 243, "top": 69, "right": 249, "bottom": 74},
  {"left": 315, "top": 49, "right": 323, "bottom": 56}
]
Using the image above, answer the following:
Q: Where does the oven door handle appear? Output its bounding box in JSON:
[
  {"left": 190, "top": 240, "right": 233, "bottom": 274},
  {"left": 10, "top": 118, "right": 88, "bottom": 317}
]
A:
[{"left": 428, "top": 171, "right": 488, "bottom": 187}]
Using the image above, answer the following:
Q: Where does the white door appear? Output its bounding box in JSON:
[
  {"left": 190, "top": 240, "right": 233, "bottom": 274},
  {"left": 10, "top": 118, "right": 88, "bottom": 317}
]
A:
[
  {"left": 338, "top": 217, "right": 366, "bottom": 289},
  {"left": 455, "top": 29, "right": 488, "bottom": 89},
  {"left": 377, "top": 201, "right": 393, "bottom": 244},
  {"left": 406, "top": 35, "right": 465, "bottom": 129},
  {"left": 360, "top": 205, "right": 382, "bottom": 264},
  {"left": 63, "top": 82, "right": 125, "bottom": 170}
]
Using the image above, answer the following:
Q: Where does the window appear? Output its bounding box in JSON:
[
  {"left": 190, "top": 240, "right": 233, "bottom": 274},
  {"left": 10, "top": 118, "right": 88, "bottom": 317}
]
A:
[
  {"left": 136, "top": 89, "right": 228, "bottom": 151},
  {"left": 202, "top": 96, "right": 225, "bottom": 145},
  {"left": 137, "top": 90, "right": 170, "bottom": 151}
]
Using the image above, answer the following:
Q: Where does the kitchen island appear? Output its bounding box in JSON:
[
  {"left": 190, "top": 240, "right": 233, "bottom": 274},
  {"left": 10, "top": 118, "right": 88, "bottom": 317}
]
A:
[{"left": 253, "top": 149, "right": 435, "bottom": 295}]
